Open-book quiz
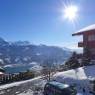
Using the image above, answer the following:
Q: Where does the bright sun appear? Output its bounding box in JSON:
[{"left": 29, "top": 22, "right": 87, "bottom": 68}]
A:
[{"left": 64, "top": 5, "right": 78, "bottom": 21}]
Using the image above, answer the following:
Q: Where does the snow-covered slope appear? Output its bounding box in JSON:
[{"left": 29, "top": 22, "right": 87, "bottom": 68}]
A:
[
  {"left": 54, "top": 65, "right": 95, "bottom": 81},
  {"left": 53, "top": 65, "right": 95, "bottom": 95}
]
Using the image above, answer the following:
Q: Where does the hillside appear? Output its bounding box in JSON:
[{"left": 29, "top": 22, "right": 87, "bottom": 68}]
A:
[
  {"left": 0, "top": 37, "right": 72, "bottom": 66},
  {"left": 54, "top": 65, "right": 95, "bottom": 84},
  {"left": 53, "top": 65, "right": 95, "bottom": 95}
]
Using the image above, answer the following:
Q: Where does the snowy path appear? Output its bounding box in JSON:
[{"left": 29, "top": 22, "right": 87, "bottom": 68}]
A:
[
  {"left": 0, "top": 76, "right": 41, "bottom": 90},
  {"left": 0, "top": 76, "right": 46, "bottom": 95}
]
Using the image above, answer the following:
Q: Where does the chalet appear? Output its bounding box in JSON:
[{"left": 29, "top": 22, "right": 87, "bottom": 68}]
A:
[{"left": 72, "top": 24, "right": 95, "bottom": 60}]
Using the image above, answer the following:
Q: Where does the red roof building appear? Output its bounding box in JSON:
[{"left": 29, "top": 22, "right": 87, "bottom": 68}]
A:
[{"left": 72, "top": 24, "right": 95, "bottom": 59}]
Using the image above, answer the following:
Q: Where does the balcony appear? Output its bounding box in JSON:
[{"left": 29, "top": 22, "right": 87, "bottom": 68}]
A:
[
  {"left": 78, "top": 42, "right": 83, "bottom": 47},
  {"left": 78, "top": 41, "right": 95, "bottom": 48}
]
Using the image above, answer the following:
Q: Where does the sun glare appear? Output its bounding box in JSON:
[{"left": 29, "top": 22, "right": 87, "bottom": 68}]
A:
[{"left": 63, "top": 5, "right": 78, "bottom": 21}]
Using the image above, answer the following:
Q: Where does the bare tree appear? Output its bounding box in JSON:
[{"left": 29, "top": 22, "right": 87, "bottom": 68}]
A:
[{"left": 41, "top": 59, "right": 56, "bottom": 81}]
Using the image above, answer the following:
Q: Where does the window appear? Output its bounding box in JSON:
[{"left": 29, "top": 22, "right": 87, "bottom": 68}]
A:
[
  {"left": 88, "top": 35, "right": 95, "bottom": 41},
  {"left": 90, "top": 48, "right": 95, "bottom": 54}
]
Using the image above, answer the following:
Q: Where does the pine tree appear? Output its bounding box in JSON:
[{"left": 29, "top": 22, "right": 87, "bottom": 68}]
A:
[
  {"left": 65, "top": 52, "right": 80, "bottom": 70},
  {"left": 82, "top": 47, "right": 91, "bottom": 66}
]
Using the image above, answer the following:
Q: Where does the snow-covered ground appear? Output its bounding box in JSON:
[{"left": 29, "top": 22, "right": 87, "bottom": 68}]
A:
[
  {"left": 0, "top": 76, "right": 46, "bottom": 95},
  {"left": 53, "top": 65, "right": 95, "bottom": 95},
  {"left": 0, "top": 76, "right": 41, "bottom": 90},
  {"left": 1, "top": 65, "right": 95, "bottom": 95}
]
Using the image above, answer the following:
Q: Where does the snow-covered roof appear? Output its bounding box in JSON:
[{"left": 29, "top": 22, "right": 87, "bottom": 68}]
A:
[
  {"left": 49, "top": 81, "right": 69, "bottom": 89},
  {"left": 0, "top": 72, "right": 4, "bottom": 75},
  {"left": 73, "top": 24, "right": 95, "bottom": 35}
]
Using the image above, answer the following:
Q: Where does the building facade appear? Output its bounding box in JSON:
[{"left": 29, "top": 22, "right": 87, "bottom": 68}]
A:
[{"left": 72, "top": 24, "right": 95, "bottom": 60}]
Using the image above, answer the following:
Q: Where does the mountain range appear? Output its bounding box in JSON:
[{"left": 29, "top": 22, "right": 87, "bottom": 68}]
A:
[{"left": 0, "top": 37, "right": 72, "bottom": 66}]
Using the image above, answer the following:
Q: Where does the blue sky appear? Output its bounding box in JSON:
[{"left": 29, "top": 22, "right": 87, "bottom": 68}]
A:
[{"left": 0, "top": 0, "right": 95, "bottom": 49}]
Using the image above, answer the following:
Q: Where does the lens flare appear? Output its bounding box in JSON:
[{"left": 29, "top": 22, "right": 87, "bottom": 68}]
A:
[
  {"left": 63, "top": 5, "right": 78, "bottom": 21},
  {"left": 64, "top": 6, "right": 78, "bottom": 20}
]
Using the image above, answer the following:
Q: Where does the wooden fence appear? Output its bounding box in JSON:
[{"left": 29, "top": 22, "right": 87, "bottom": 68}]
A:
[{"left": 0, "top": 71, "right": 35, "bottom": 85}]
